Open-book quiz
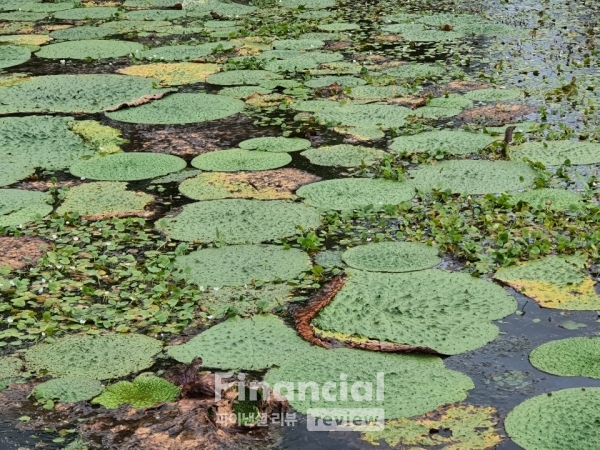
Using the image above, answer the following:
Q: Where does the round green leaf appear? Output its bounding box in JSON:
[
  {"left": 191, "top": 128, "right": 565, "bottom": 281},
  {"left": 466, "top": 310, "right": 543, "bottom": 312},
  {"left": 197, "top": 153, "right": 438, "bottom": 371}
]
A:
[
  {"left": 0, "top": 189, "right": 52, "bottom": 227},
  {"left": 33, "top": 377, "right": 104, "bottom": 403},
  {"left": 0, "top": 44, "right": 30, "bottom": 68},
  {"left": 238, "top": 136, "right": 311, "bottom": 153},
  {"left": 530, "top": 337, "right": 600, "bottom": 379},
  {"left": 207, "top": 69, "right": 281, "bottom": 86},
  {"left": 342, "top": 241, "right": 441, "bottom": 272},
  {"left": 390, "top": 130, "right": 496, "bottom": 155},
  {"left": 191, "top": 149, "right": 291, "bottom": 171},
  {"left": 53, "top": 6, "right": 118, "bottom": 20},
  {"left": 511, "top": 140, "right": 600, "bottom": 166},
  {"left": 301, "top": 144, "right": 386, "bottom": 167},
  {"left": 37, "top": 39, "right": 142, "bottom": 60}
]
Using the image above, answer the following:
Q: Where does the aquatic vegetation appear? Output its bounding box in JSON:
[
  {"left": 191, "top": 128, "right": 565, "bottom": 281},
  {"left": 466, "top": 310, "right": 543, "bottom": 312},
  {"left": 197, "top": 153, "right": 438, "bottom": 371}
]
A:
[
  {"left": 408, "top": 160, "right": 537, "bottom": 194},
  {"left": 0, "top": 189, "right": 52, "bottom": 227},
  {"left": 49, "top": 25, "right": 115, "bottom": 41},
  {"left": 0, "top": 44, "right": 30, "bottom": 68},
  {"left": 92, "top": 375, "right": 179, "bottom": 409},
  {"left": 389, "top": 130, "right": 496, "bottom": 155},
  {"left": 156, "top": 199, "right": 321, "bottom": 243},
  {"left": 70, "top": 120, "right": 127, "bottom": 155},
  {"left": 342, "top": 241, "right": 441, "bottom": 272},
  {"left": 174, "top": 244, "right": 311, "bottom": 287},
  {"left": 238, "top": 136, "right": 311, "bottom": 152},
  {"left": 304, "top": 75, "right": 365, "bottom": 88},
  {"left": 0, "top": 356, "right": 23, "bottom": 379},
  {"left": 199, "top": 284, "right": 295, "bottom": 318},
  {"left": 124, "top": 9, "right": 186, "bottom": 21},
  {"left": 0, "top": 156, "right": 35, "bottom": 187},
  {"left": 53, "top": 7, "right": 119, "bottom": 20},
  {"left": 301, "top": 144, "right": 386, "bottom": 167},
  {"left": 32, "top": 377, "right": 104, "bottom": 403},
  {"left": 136, "top": 42, "right": 234, "bottom": 61},
  {"left": 36, "top": 40, "right": 144, "bottom": 60},
  {"left": 463, "top": 88, "right": 523, "bottom": 102},
  {"left": 106, "top": 93, "right": 245, "bottom": 124},
  {"left": 505, "top": 388, "right": 600, "bottom": 450},
  {"left": 383, "top": 63, "right": 445, "bottom": 79},
  {"left": 191, "top": 149, "right": 291, "bottom": 171},
  {"left": 56, "top": 182, "right": 154, "bottom": 220},
  {"left": 529, "top": 337, "right": 600, "bottom": 379},
  {"left": 313, "top": 269, "right": 516, "bottom": 355},
  {"left": 511, "top": 141, "right": 600, "bottom": 165},
  {"left": 24, "top": 333, "right": 162, "bottom": 380},
  {"left": 296, "top": 178, "right": 415, "bottom": 211},
  {"left": 117, "top": 62, "right": 221, "bottom": 86},
  {"left": 70, "top": 153, "right": 186, "bottom": 181},
  {"left": 509, "top": 188, "right": 584, "bottom": 211},
  {"left": 207, "top": 69, "right": 281, "bottom": 86}
]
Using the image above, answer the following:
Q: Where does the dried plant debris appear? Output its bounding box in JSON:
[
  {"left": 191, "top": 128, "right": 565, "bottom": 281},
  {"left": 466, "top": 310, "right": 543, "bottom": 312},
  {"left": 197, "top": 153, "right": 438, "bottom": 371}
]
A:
[
  {"left": 361, "top": 404, "right": 503, "bottom": 449},
  {"left": 297, "top": 178, "right": 415, "bottom": 211},
  {"left": 313, "top": 269, "right": 516, "bottom": 355},
  {"left": 70, "top": 153, "right": 186, "bottom": 181},
  {"left": 106, "top": 93, "right": 245, "bottom": 125},
  {"left": 301, "top": 144, "right": 386, "bottom": 167},
  {"left": 174, "top": 244, "right": 311, "bottom": 287},
  {"left": 156, "top": 199, "right": 321, "bottom": 243},
  {"left": 24, "top": 333, "right": 162, "bottom": 380},
  {"left": 408, "top": 160, "right": 537, "bottom": 194},
  {"left": 191, "top": 149, "right": 291, "bottom": 172},
  {"left": 389, "top": 130, "right": 496, "bottom": 156},
  {"left": 505, "top": 388, "right": 600, "bottom": 450},
  {"left": 456, "top": 104, "right": 538, "bottom": 126},
  {"left": 179, "top": 169, "right": 320, "bottom": 200},
  {"left": 0, "top": 75, "right": 172, "bottom": 115},
  {"left": 56, "top": 182, "right": 154, "bottom": 220},
  {"left": 511, "top": 140, "right": 600, "bottom": 165},
  {"left": 494, "top": 255, "right": 600, "bottom": 310},
  {"left": 0, "top": 236, "right": 47, "bottom": 269},
  {"left": 117, "top": 62, "right": 221, "bottom": 86},
  {"left": 342, "top": 241, "right": 441, "bottom": 273},
  {"left": 529, "top": 337, "right": 600, "bottom": 379}
]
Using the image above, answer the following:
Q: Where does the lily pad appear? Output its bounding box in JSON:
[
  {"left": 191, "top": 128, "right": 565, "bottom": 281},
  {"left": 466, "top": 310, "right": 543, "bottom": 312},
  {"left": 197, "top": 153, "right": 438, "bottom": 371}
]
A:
[
  {"left": 238, "top": 136, "right": 311, "bottom": 153},
  {"left": 296, "top": 178, "right": 415, "bottom": 211},
  {"left": 317, "top": 22, "right": 359, "bottom": 31},
  {"left": 279, "top": 0, "right": 335, "bottom": 8},
  {"left": 314, "top": 269, "right": 516, "bottom": 355},
  {"left": 361, "top": 404, "right": 502, "bottom": 448},
  {"left": 408, "top": 160, "right": 537, "bottom": 194},
  {"left": 191, "top": 149, "right": 290, "bottom": 171},
  {"left": 106, "top": 93, "right": 245, "bottom": 124},
  {"left": 117, "top": 62, "right": 221, "bottom": 86},
  {"left": 24, "top": 333, "right": 162, "bottom": 380},
  {"left": 174, "top": 244, "right": 311, "bottom": 287},
  {"left": 304, "top": 75, "right": 365, "bottom": 88},
  {"left": 199, "top": 284, "right": 295, "bottom": 318},
  {"left": 0, "top": 156, "right": 34, "bottom": 187},
  {"left": 301, "top": 144, "right": 386, "bottom": 167},
  {"left": 136, "top": 42, "right": 234, "bottom": 61},
  {"left": 179, "top": 169, "right": 319, "bottom": 200},
  {"left": 509, "top": 188, "right": 584, "bottom": 211},
  {"left": 0, "top": 189, "right": 52, "bottom": 227},
  {"left": 49, "top": 25, "right": 115, "bottom": 41},
  {"left": 0, "top": 44, "right": 30, "bottom": 68},
  {"left": 56, "top": 182, "right": 154, "bottom": 220},
  {"left": 463, "top": 88, "right": 523, "bottom": 102},
  {"left": 390, "top": 130, "right": 496, "bottom": 155},
  {"left": 0, "top": 34, "right": 51, "bottom": 46},
  {"left": 511, "top": 141, "right": 600, "bottom": 166},
  {"left": 347, "top": 85, "right": 411, "bottom": 101},
  {"left": 156, "top": 199, "right": 321, "bottom": 243},
  {"left": 273, "top": 38, "right": 325, "bottom": 50},
  {"left": 207, "top": 69, "right": 281, "bottom": 86},
  {"left": 70, "top": 120, "right": 127, "bottom": 155},
  {"left": 0, "top": 75, "right": 172, "bottom": 115},
  {"left": 92, "top": 375, "right": 179, "bottom": 409},
  {"left": 0, "top": 11, "right": 47, "bottom": 21},
  {"left": 505, "top": 388, "right": 600, "bottom": 450},
  {"left": 70, "top": 153, "right": 185, "bottom": 181},
  {"left": 310, "top": 103, "right": 413, "bottom": 134},
  {"left": 124, "top": 9, "right": 186, "bottom": 21},
  {"left": 342, "top": 241, "right": 441, "bottom": 272},
  {"left": 383, "top": 63, "right": 445, "bottom": 79},
  {"left": 33, "top": 377, "right": 104, "bottom": 403},
  {"left": 414, "top": 95, "right": 473, "bottom": 119},
  {"left": 529, "top": 337, "right": 600, "bottom": 379},
  {"left": 37, "top": 39, "right": 143, "bottom": 60},
  {"left": 494, "top": 255, "right": 600, "bottom": 310},
  {"left": 184, "top": 0, "right": 256, "bottom": 18},
  {"left": 53, "top": 7, "right": 118, "bottom": 20}
]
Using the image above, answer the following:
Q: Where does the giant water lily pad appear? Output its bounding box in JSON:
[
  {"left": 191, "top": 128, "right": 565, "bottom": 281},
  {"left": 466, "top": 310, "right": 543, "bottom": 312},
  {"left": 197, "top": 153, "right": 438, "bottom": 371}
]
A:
[
  {"left": 100, "top": 20, "right": 172, "bottom": 34},
  {"left": 157, "top": 199, "right": 321, "bottom": 243},
  {"left": 463, "top": 88, "right": 523, "bottom": 102},
  {"left": 301, "top": 144, "right": 386, "bottom": 167},
  {"left": 174, "top": 245, "right": 311, "bottom": 287},
  {"left": 238, "top": 136, "right": 311, "bottom": 153},
  {"left": 494, "top": 255, "right": 600, "bottom": 310},
  {"left": 529, "top": 337, "right": 600, "bottom": 379},
  {"left": 505, "top": 388, "right": 600, "bottom": 450},
  {"left": 511, "top": 140, "right": 600, "bottom": 166},
  {"left": 117, "top": 62, "right": 221, "bottom": 86},
  {"left": 70, "top": 153, "right": 186, "bottom": 181},
  {"left": 361, "top": 404, "right": 502, "bottom": 448},
  {"left": 25, "top": 333, "right": 162, "bottom": 380},
  {"left": 415, "top": 95, "right": 473, "bottom": 119},
  {"left": 0, "top": 189, "right": 52, "bottom": 227},
  {"left": 390, "top": 130, "right": 496, "bottom": 155},
  {"left": 383, "top": 63, "right": 445, "bottom": 79},
  {"left": 342, "top": 242, "right": 441, "bottom": 272},
  {"left": 124, "top": 9, "right": 186, "bottom": 20},
  {"left": 304, "top": 75, "right": 365, "bottom": 88},
  {"left": 296, "top": 178, "right": 415, "bottom": 211},
  {"left": 273, "top": 38, "right": 325, "bottom": 50},
  {"left": 179, "top": 169, "right": 319, "bottom": 200},
  {"left": 49, "top": 25, "right": 116, "bottom": 41},
  {"left": 347, "top": 85, "right": 411, "bottom": 101},
  {"left": 199, "top": 284, "right": 296, "bottom": 318},
  {"left": 36, "top": 39, "right": 143, "bottom": 60},
  {"left": 0, "top": 44, "right": 30, "bottom": 68},
  {"left": 33, "top": 377, "right": 104, "bottom": 403},
  {"left": 313, "top": 269, "right": 516, "bottom": 355},
  {"left": 70, "top": 120, "right": 127, "bottom": 155},
  {"left": 92, "top": 375, "right": 179, "bottom": 409},
  {"left": 280, "top": 0, "right": 335, "bottom": 8},
  {"left": 184, "top": 0, "right": 256, "bottom": 18},
  {"left": 509, "top": 188, "right": 584, "bottom": 211},
  {"left": 0, "top": 116, "right": 104, "bottom": 170},
  {"left": 56, "top": 182, "right": 154, "bottom": 220},
  {"left": 0, "top": 11, "right": 47, "bottom": 21},
  {"left": 106, "top": 93, "right": 244, "bottom": 124},
  {"left": 53, "top": 7, "right": 118, "bottom": 20},
  {"left": 191, "top": 149, "right": 291, "bottom": 171},
  {"left": 0, "top": 156, "right": 34, "bottom": 187},
  {"left": 137, "top": 42, "right": 234, "bottom": 61},
  {"left": 0, "top": 75, "right": 172, "bottom": 115},
  {"left": 408, "top": 160, "right": 537, "bottom": 194},
  {"left": 207, "top": 69, "right": 281, "bottom": 86},
  {"left": 0, "top": 34, "right": 51, "bottom": 46}
]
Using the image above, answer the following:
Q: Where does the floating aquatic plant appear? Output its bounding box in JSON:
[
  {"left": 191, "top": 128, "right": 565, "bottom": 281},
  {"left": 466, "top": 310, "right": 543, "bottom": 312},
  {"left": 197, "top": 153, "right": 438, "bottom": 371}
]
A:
[
  {"left": 33, "top": 377, "right": 104, "bottom": 403},
  {"left": 191, "top": 149, "right": 291, "bottom": 171},
  {"left": 529, "top": 337, "right": 600, "bottom": 379},
  {"left": 342, "top": 241, "right": 441, "bottom": 272},
  {"left": 238, "top": 136, "right": 311, "bottom": 153},
  {"left": 36, "top": 40, "right": 144, "bottom": 60},
  {"left": 70, "top": 153, "right": 186, "bottom": 181},
  {"left": 92, "top": 375, "right": 179, "bottom": 409}
]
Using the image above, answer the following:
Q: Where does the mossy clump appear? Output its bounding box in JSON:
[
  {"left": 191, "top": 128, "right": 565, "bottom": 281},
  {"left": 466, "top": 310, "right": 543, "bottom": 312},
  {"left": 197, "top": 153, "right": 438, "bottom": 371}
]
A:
[{"left": 92, "top": 375, "right": 179, "bottom": 409}]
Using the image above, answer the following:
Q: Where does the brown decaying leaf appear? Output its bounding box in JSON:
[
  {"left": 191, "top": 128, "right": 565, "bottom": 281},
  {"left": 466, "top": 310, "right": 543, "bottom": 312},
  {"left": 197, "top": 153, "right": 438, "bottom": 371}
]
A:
[
  {"left": 14, "top": 179, "right": 83, "bottom": 192},
  {"left": 387, "top": 96, "right": 428, "bottom": 109},
  {"left": 324, "top": 41, "right": 353, "bottom": 50},
  {"left": 457, "top": 103, "right": 538, "bottom": 126},
  {"left": 0, "top": 236, "right": 48, "bottom": 270},
  {"left": 424, "top": 80, "right": 490, "bottom": 97}
]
